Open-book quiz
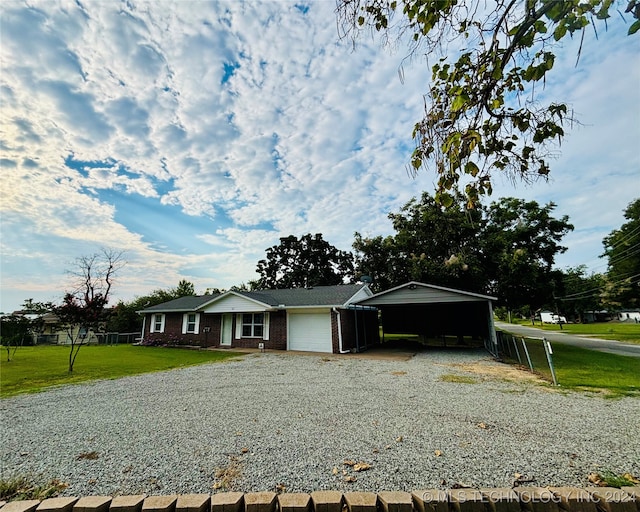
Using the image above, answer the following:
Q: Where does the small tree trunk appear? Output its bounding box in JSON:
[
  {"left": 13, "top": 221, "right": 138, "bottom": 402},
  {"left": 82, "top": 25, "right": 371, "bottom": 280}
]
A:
[{"left": 68, "top": 342, "right": 74, "bottom": 373}]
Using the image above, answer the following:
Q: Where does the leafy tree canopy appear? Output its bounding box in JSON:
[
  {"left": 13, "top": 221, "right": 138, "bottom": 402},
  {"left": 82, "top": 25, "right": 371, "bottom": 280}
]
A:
[
  {"left": 174, "top": 279, "right": 195, "bottom": 297},
  {"left": 354, "top": 191, "right": 484, "bottom": 292},
  {"left": 602, "top": 197, "right": 640, "bottom": 307},
  {"left": 554, "top": 265, "right": 606, "bottom": 321},
  {"left": 255, "top": 233, "right": 355, "bottom": 289},
  {"left": 354, "top": 192, "right": 573, "bottom": 313},
  {"left": 0, "top": 313, "right": 38, "bottom": 361},
  {"left": 337, "top": 0, "right": 639, "bottom": 206},
  {"left": 480, "top": 197, "right": 573, "bottom": 312}
]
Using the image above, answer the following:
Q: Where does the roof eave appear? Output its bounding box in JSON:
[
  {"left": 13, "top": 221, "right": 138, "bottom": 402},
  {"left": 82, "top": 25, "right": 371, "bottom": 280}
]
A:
[{"left": 357, "top": 281, "right": 497, "bottom": 303}]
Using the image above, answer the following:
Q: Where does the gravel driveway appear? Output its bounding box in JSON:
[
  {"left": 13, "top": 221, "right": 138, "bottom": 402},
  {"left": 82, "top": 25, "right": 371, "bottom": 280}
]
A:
[{"left": 1, "top": 349, "right": 638, "bottom": 496}]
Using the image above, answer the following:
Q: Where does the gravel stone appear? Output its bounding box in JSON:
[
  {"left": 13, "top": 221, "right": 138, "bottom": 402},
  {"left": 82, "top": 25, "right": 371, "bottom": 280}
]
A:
[{"left": 1, "top": 349, "right": 638, "bottom": 495}]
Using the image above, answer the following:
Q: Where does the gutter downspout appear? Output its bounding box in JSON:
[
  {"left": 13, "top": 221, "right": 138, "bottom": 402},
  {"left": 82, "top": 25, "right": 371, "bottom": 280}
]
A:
[{"left": 333, "top": 308, "right": 350, "bottom": 354}]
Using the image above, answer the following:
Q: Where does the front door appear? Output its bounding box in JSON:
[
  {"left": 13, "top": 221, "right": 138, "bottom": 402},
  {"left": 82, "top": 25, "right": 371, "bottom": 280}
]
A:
[{"left": 220, "top": 314, "right": 233, "bottom": 346}]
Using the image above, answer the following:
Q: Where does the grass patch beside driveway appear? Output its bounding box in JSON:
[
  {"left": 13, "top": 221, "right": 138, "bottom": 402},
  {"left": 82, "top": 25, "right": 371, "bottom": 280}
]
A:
[
  {"left": 543, "top": 342, "right": 640, "bottom": 396},
  {"left": 0, "top": 345, "right": 243, "bottom": 397},
  {"left": 506, "top": 320, "right": 640, "bottom": 343}
]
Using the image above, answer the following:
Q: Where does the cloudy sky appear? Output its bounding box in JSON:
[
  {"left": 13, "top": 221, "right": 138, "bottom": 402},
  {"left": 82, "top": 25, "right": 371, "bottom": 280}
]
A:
[{"left": 1, "top": 1, "right": 638, "bottom": 312}]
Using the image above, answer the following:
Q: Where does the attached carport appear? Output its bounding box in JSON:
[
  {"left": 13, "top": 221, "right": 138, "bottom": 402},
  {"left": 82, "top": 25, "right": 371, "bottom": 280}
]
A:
[{"left": 355, "top": 281, "right": 498, "bottom": 352}]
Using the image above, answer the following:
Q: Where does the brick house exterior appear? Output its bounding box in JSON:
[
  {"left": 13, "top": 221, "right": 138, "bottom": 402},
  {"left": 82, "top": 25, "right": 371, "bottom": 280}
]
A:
[{"left": 139, "top": 284, "right": 379, "bottom": 354}]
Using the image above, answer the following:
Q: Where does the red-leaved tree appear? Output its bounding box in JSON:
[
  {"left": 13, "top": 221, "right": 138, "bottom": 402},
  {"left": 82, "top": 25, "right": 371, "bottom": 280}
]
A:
[{"left": 53, "top": 249, "right": 124, "bottom": 372}]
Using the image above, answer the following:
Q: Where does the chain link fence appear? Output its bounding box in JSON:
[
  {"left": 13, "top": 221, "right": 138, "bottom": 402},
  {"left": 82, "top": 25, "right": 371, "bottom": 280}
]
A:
[{"left": 495, "top": 330, "right": 558, "bottom": 385}]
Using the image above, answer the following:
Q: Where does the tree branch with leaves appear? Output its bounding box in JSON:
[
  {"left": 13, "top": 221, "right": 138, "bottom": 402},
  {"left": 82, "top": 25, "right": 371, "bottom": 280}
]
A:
[{"left": 337, "top": 0, "right": 639, "bottom": 206}]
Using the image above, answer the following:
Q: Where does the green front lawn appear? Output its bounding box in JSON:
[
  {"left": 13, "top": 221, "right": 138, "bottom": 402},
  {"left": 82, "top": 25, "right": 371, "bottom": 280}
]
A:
[
  {"left": 503, "top": 319, "right": 640, "bottom": 344},
  {"left": 0, "top": 345, "right": 243, "bottom": 398},
  {"left": 534, "top": 322, "right": 640, "bottom": 343},
  {"left": 498, "top": 334, "right": 640, "bottom": 397}
]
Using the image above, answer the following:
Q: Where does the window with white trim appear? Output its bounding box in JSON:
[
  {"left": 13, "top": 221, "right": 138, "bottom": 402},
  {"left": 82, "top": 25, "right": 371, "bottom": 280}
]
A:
[
  {"left": 242, "top": 313, "right": 264, "bottom": 337},
  {"left": 151, "top": 313, "right": 165, "bottom": 333},
  {"left": 182, "top": 312, "right": 200, "bottom": 334}
]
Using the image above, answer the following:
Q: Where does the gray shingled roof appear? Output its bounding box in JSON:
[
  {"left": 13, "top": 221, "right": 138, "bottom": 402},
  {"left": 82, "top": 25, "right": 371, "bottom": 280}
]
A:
[
  {"left": 138, "top": 284, "right": 367, "bottom": 313},
  {"left": 240, "top": 283, "right": 367, "bottom": 307},
  {"left": 139, "top": 294, "right": 220, "bottom": 313}
]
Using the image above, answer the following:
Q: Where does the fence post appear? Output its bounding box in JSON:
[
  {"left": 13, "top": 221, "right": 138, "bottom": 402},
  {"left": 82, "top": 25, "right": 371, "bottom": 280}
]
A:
[
  {"left": 512, "top": 336, "right": 522, "bottom": 364},
  {"left": 520, "top": 337, "right": 534, "bottom": 371},
  {"left": 543, "top": 338, "right": 559, "bottom": 386}
]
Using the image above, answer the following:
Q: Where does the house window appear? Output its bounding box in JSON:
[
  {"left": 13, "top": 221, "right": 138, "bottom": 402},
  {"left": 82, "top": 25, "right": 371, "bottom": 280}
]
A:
[
  {"left": 182, "top": 312, "right": 200, "bottom": 334},
  {"left": 186, "top": 313, "right": 197, "bottom": 332},
  {"left": 242, "top": 313, "right": 264, "bottom": 337},
  {"left": 151, "top": 314, "right": 165, "bottom": 333}
]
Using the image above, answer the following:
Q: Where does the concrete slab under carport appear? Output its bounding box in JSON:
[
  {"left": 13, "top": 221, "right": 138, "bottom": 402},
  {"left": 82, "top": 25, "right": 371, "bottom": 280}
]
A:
[{"left": 354, "top": 281, "right": 498, "bottom": 350}]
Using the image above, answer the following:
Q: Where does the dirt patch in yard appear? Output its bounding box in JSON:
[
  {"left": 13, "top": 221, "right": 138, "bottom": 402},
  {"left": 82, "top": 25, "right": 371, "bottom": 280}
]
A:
[{"left": 443, "top": 359, "right": 548, "bottom": 385}]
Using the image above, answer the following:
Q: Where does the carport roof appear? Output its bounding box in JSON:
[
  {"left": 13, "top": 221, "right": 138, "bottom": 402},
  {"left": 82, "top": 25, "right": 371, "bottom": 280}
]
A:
[{"left": 355, "top": 281, "right": 496, "bottom": 306}]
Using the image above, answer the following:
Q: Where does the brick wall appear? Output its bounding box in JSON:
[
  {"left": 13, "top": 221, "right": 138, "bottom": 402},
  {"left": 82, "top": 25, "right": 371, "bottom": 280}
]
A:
[
  {"left": 268, "top": 311, "right": 287, "bottom": 350},
  {"left": 200, "top": 315, "right": 222, "bottom": 348},
  {"left": 2, "top": 486, "right": 638, "bottom": 512},
  {"left": 143, "top": 314, "right": 222, "bottom": 347},
  {"left": 230, "top": 311, "right": 287, "bottom": 351},
  {"left": 143, "top": 309, "right": 377, "bottom": 354}
]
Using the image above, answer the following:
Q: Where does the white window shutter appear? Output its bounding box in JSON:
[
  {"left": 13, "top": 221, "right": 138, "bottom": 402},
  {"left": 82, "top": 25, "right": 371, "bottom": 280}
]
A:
[
  {"left": 235, "top": 313, "right": 242, "bottom": 339},
  {"left": 181, "top": 314, "right": 187, "bottom": 334},
  {"left": 194, "top": 313, "right": 200, "bottom": 334},
  {"left": 150, "top": 315, "right": 155, "bottom": 333},
  {"left": 263, "top": 312, "right": 270, "bottom": 340},
  {"left": 160, "top": 314, "right": 165, "bottom": 333}
]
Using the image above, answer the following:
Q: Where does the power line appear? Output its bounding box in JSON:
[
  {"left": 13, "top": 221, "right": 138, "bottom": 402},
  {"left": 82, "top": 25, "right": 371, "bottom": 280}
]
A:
[
  {"left": 605, "top": 242, "right": 640, "bottom": 266},
  {"left": 605, "top": 224, "right": 640, "bottom": 249},
  {"left": 556, "top": 272, "right": 640, "bottom": 301}
]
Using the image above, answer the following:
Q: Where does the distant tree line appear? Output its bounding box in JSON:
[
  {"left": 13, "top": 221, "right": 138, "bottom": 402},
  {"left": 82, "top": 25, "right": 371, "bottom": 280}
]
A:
[
  {"left": 4, "top": 196, "right": 637, "bottom": 357},
  {"left": 252, "top": 194, "right": 639, "bottom": 321}
]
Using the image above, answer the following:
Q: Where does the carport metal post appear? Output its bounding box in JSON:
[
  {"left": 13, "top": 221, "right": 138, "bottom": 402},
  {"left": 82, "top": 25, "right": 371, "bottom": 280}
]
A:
[
  {"left": 354, "top": 307, "right": 359, "bottom": 352},
  {"left": 487, "top": 301, "right": 499, "bottom": 356}
]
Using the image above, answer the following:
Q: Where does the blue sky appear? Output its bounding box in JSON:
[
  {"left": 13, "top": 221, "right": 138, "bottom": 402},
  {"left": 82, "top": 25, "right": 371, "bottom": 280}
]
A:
[{"left": 1, "top": 1, "right": 638, "bottom": 312}]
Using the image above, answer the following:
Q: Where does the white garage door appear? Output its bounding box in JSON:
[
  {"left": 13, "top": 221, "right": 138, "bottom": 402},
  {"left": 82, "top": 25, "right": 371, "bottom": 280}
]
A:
[{"left": 288, "top": 311, "right": 332, "bottom": 353}]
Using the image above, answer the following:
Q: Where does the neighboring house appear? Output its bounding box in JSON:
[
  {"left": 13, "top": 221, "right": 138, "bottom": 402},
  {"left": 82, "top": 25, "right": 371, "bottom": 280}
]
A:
[
  {"left": 138, "top": 284, "right": 379, "bottom": 353},
  {"left": 38, "top": 312, "right": 103, "bottom": 344},
  {"left": 616, "top": 310, "right": 640, "bottom": 322},
  {"left": 539, "top": 311, "right": 567, "bottom": 324}
]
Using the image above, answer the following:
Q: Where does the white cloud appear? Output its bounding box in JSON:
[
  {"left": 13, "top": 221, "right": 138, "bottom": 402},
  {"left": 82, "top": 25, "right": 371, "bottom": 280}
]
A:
[{"left": 0, "top": 0, "right": 637, "bottom": 312}]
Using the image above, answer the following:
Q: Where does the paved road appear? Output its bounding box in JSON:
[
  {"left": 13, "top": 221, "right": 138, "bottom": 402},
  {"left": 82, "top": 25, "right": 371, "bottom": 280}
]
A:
[{"left": 495, "top": 321, "right": 640, "bottom": 358}]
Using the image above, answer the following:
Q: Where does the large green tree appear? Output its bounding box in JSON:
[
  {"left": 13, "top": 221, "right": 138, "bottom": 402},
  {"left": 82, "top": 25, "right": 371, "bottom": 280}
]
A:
[
  {"left": 0, "top": 313, "right": 42, "bottom": 361},
  {"left": 354, "top": 192, "right": 484, "bottom": 292},
  {"left": 555, "top": 266, "right": 606, "bottom": 322},
  {"left": 336, "top": 0, "right": 639, "bottom": 206},
  {"left": 352, "top": 234, "right": 404, "bottom": 293},
  {"left": 354, "top": 193, "right": 573, "bottom": 311},
  {"left": 255, "top": 233, "right": 355, "bottom": 289},
  {"left": 480, "top": 197, "right": 573, "bottom": 314},
  {"left": 601, "top": 198, "right": 640, "bottom": 308}
]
